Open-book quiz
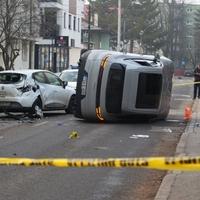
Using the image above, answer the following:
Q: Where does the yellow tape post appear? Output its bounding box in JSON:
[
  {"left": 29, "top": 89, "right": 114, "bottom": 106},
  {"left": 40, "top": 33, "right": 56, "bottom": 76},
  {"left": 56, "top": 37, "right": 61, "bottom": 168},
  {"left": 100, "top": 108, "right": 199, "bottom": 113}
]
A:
[{"left": 1, "top": 156, "right": 200, "bottom": 171}]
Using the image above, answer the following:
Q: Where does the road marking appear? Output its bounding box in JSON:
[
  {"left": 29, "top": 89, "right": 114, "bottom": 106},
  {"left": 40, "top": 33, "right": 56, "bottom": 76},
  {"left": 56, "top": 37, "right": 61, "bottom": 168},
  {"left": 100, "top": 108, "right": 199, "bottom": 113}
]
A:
[
  {"left": 172, "top": 94, "right": 191, "bottom": 98},
  {"left": 166, "top": 119, "right": 182, "bottom": 123},
  {"left": 129, "top": 134, "right": 149, "bottom": 139},
  {"left": 174, "top": 98, "right": 191, "bottom": 101},
  {"left": 150, "top": 127, "right": 173, "bottom": 133},
  {"left": 31, "top": 121, "right": 48, "bottom": 127}
]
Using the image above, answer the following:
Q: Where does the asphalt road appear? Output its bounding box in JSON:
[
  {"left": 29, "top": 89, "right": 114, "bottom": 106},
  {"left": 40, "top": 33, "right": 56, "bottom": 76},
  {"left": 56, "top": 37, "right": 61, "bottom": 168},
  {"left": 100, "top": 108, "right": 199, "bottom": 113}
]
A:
[{"left": 0, "top": 77, "right": 193, "bottom": 200}]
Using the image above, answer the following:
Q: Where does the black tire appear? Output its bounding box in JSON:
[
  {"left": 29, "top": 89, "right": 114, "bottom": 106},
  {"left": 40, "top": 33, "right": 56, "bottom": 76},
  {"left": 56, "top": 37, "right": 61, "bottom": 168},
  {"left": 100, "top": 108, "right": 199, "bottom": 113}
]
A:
[
  {"left": 29, "top": 98, "right": 43, "bottom": 118},
  {"left": 65, "top": 95, "right": 76, "bottom": 114}
]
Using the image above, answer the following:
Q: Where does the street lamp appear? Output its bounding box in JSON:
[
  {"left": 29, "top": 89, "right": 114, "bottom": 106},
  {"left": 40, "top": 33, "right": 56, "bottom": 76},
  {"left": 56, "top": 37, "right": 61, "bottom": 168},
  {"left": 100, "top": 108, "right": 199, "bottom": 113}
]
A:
[
  {"left": 117, "top": 0, "right": 121, "bottom": 52},
  {"left": 87, "top": 0, "right": 96, "bottom": 50},
  {"left": 88, "top": 1, "right": 91, "bottom": 50}
]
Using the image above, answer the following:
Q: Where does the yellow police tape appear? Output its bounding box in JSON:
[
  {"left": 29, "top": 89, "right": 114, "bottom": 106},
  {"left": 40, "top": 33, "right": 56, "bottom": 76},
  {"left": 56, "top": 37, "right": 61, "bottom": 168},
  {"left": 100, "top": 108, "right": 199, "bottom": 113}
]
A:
[
  {"left": 1, "top": 156, "right": 200, "bottom": 171},
  {"left": 173, "top": 81, "right": 200, "bottom": 87}
]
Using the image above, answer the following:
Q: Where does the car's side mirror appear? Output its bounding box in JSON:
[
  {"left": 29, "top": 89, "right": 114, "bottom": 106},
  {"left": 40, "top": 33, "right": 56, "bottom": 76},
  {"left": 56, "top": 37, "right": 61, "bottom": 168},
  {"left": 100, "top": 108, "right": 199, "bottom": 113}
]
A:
[
  {"left": 63, "top": 81, "right": 68, "bottom": 88},
  {"left": 32, "top": 85, "right": 40, "bottom": 92}
]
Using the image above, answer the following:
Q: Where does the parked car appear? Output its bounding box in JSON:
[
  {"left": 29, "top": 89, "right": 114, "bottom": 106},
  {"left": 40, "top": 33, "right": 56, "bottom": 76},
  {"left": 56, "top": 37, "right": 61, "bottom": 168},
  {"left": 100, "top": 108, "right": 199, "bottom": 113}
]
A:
[
  {"left": 59, "top": 69, "right": 78, "bottom": 90},
  {"left": 0, "top": 69, "right": 76, "bottom": 117},
  {"left": 184, "top": 69, "right": 194, "bottom": 77},
  {"left": 69, "top": 64, "right": 79, "bottom": 69}
]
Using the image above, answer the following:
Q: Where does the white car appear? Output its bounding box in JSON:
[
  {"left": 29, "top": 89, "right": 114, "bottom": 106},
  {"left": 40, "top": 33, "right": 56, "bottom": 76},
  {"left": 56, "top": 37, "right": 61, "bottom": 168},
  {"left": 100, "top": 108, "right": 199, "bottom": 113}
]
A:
[
  {"left": 59, "top": 69, "right": 78, "bottom": 90},
  {"left": 0, "top": 69, "right": 76, "bottom": 117}
]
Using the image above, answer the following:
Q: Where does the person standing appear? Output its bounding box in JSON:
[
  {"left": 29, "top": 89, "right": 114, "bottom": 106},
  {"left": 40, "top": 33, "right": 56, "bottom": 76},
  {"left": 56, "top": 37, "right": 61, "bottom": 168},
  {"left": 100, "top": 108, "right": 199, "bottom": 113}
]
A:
[{"left": 193, "top": 64, "right": 200, "bottom": 99}]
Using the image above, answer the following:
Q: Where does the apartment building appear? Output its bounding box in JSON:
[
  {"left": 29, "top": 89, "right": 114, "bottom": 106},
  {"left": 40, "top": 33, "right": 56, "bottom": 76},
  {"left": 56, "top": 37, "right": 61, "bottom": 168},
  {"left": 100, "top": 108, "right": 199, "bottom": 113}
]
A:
[
  {"left": 0, "top": 0, "right": 40, "bottom": 70},
  {"left": 35, "top": 0, "right": 84, "bottom": 72},
  {"left": 183, "top": 3, "right": 200, "bottom": 68}
]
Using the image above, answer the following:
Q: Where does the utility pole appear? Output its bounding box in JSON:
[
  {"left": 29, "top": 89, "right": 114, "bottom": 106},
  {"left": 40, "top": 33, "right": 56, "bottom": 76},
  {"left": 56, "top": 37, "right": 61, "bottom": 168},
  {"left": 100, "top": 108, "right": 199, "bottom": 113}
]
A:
[
  {"left": 87, "top": 2, "right": 91, "bottom": 50},
  {"left": 117, "top": 0, "right": 121, "bottom": 52},
  {"left": 29, "top": 0, "right": 33, "bottom": 69}
]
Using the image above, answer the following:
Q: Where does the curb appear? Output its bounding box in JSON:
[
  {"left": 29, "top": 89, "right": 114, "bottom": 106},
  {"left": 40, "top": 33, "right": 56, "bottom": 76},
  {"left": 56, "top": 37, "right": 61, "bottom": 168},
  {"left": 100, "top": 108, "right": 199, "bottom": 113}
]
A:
[{"left": 154, "top": 100, "right": 196, "bottom": 200}]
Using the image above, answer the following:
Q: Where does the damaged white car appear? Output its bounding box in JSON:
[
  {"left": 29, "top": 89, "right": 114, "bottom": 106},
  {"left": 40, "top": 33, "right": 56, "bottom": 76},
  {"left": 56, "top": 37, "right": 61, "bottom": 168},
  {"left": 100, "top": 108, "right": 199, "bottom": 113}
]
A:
[{"left": 0, "top": 70, "right": 76, "bottom": 117}]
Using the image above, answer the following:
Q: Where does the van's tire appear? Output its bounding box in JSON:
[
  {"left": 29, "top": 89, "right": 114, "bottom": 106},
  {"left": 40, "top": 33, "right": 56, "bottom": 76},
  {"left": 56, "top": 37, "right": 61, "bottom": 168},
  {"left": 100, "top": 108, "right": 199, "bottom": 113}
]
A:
[
  {"left": 65, "top": 95, "right": 76, "bottom": 114},
  {"left": 29, "top": 98, "right": 43, "bottom": 118}
]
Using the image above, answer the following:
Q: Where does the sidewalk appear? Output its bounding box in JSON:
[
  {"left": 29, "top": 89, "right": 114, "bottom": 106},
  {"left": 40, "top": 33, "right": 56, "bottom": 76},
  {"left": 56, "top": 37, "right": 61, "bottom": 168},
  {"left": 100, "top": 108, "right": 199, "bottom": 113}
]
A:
[{"left": 155, "top": 99, "right": 200, "bottom": 200}]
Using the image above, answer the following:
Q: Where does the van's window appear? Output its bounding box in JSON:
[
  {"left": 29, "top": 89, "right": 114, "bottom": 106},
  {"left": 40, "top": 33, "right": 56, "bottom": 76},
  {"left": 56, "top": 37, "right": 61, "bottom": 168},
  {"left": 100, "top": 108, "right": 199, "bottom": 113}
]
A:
[
  {"left": 106, "top": 63, "right": 125, "bottom": 113},
  {"left": 0, "top": 73, "right": 25, "bottom": 84},
  {"left": 136, "top": 73, "right": 162, "bottom": 109}
]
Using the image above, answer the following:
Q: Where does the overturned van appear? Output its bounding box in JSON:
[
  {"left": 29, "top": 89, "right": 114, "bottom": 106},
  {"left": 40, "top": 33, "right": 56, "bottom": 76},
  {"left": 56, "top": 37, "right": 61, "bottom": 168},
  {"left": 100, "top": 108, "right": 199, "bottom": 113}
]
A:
[{"left": 75, "top": 50, "right": 174, "bottom": 121}]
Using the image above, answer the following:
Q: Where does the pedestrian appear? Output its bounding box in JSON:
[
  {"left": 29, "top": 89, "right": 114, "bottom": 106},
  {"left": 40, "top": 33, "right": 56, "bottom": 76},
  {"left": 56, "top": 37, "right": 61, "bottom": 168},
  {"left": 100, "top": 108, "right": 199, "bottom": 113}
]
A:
[{"left": 193, "top": 64, "right": 200, "bottom": 99}]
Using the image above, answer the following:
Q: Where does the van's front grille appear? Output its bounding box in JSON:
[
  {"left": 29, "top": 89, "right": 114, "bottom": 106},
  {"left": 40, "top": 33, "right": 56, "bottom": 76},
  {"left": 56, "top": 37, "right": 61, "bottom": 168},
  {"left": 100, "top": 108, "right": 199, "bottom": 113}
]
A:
[{"left": 136, "top": 73, "right": 162, "bottom": 109}]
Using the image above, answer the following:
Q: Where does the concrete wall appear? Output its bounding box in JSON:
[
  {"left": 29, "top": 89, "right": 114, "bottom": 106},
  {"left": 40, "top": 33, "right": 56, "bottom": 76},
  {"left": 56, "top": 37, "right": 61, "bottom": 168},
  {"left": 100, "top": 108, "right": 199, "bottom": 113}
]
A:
[{"left": 69, "top": 48, "right": 81, "bottom": 65}]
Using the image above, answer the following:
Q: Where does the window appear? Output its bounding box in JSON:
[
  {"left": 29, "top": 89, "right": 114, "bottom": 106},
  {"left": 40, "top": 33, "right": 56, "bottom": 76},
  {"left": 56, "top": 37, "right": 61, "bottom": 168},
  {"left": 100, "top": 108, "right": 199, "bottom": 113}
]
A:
[
  {"left": 69, "top": 14, "right": 71, "bottom": 29},
  {"left": 64, "top": 12, "right": 66, "bottom": 28},
  {"left": 187, "top": 44, "right": 192, "bottom": 49},
  {"left": 71, "top": 39, "right": 75, "bottom": 47},
  {"left": 0, "top": 73, "right": 25, "bottom": 84},
  {"left": 78, "top": 18, "right": 80, "bottom": 32},
  {"left": 187, "top": 8, "right": 192, "bottom": 12},
  {"left": 33, "top": 72, "right": 47, "bottom": 84},
  {"left": 73, "top": 16, "right": 76, "bottom": 31},
  {"left": 186, "top": 20, "right": 192, "bottom": 25},
  {"left": 22, "top": 41, "right": 28, "bottom": 61},
  {"left": 106, "top": 64, "right": 125, "bottom": 113},
  {"left": 45, "top": 72, "right": 62, "bottom": 86},
  {"left": 136, "top": 73, "right": 162, "bottom": 109}
]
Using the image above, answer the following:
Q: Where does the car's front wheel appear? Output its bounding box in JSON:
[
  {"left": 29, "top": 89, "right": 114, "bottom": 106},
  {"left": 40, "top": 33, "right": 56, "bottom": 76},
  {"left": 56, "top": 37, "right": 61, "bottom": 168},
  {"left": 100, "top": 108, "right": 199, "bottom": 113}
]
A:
[
  {"left": 65, "top": 95, "right": 76, "bottom": 114},
  {"left": 29, "top": 98, "right": 43, "bottom": 118}
]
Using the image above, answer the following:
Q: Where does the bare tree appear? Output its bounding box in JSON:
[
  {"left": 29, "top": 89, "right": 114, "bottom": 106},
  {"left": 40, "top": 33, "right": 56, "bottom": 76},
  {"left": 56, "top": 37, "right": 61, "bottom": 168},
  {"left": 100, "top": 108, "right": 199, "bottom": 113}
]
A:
[{"left": 0, "top": 0, "right": 40, "bottom": 70}]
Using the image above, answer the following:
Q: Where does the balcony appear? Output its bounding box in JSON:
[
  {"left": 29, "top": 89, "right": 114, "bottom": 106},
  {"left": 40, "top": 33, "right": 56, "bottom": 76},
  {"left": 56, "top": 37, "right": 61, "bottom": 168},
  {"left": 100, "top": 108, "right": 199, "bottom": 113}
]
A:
[
  {"left": 39, "top": 0, "right": 63, "bottom": 10},
  {"left": 40, "top": 9, "right": 60, "bottom": 39},
  {"left": 40, "top": 0, "right": 61, "bottom": 3}
]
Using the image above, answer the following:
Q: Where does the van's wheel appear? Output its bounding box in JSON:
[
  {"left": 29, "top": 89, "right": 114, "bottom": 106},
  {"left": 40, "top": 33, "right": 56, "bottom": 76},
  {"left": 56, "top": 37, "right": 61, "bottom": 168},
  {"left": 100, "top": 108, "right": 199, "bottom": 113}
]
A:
[
  {"left": 29, "top": 98, "right": 43, "bottom": 118},
  {"left": 65, "top": 95, "right": 76, "bottom": 114}
]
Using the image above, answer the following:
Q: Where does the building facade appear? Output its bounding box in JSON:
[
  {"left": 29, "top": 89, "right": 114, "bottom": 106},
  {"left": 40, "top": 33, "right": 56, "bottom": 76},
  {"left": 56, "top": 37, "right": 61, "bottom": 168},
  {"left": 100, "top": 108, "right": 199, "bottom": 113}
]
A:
[{"left": 35, "top": 0, "right": 84, "bottom": 72}]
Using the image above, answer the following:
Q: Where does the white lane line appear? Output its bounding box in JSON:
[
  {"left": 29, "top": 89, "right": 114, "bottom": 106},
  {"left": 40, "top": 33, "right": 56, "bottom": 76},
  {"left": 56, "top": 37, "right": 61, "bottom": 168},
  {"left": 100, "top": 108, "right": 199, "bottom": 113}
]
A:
[
  {"left": 31, "top": 121, "right": 49, "bottom": 127},
  {"left": 166, "top": 119, "right": 182, "bottom": 123},
  {"left": 0, "top": 136, "right": 4, "bottom": 139},
  {"left": 172, "top": 94, "right": 191, "bottom": 98},
  {"left": 129, "top": 134, "right": 149, "bottom": 139},
  {"left": 174, "top": 98, "right": 191, "bottom": 101}
]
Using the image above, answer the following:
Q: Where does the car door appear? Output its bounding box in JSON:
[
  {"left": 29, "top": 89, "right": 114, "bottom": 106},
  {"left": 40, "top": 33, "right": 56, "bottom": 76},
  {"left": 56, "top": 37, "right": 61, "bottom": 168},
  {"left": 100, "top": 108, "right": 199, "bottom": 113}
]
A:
[
  {"left": 33, "top": 71, "right": 56, "bottom": 109},
  {"left": 44, "top": 71, "right": 68, "bottom": 108}
]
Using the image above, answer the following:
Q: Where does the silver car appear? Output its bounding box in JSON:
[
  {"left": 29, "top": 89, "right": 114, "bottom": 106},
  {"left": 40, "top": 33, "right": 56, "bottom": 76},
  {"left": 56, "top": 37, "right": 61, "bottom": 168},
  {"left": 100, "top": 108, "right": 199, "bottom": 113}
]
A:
[
  {"left": 0, "top": 69, "right": 76, "bottom": 117},
  {"left": 59, "top": 69, "right": 78, "bottom": 90}
]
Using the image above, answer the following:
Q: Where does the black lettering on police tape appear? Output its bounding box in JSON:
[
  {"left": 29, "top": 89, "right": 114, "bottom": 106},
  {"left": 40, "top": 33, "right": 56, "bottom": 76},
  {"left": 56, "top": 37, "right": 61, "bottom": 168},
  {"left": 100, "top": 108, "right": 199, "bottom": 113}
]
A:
[
  {"left": 179, "top": 158, "right": 200, "bottom": 165},
  {"left": 67, "top": 161, "right": 79, "bottom": 167},
  {"left": 80, "top": 161, "right": 84, "bottom": 167},
  {"left": 87, "top": 162, "right": 96, "bottom": 167},
  {"left": 119, "top": 159, "right": 148, "bottom": 167},
  {"left": 165, "top": 157, "right": 200, "bottom": 165},
  {"left": 165, "top": 158, "right": 176, "bottom": 165}
]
